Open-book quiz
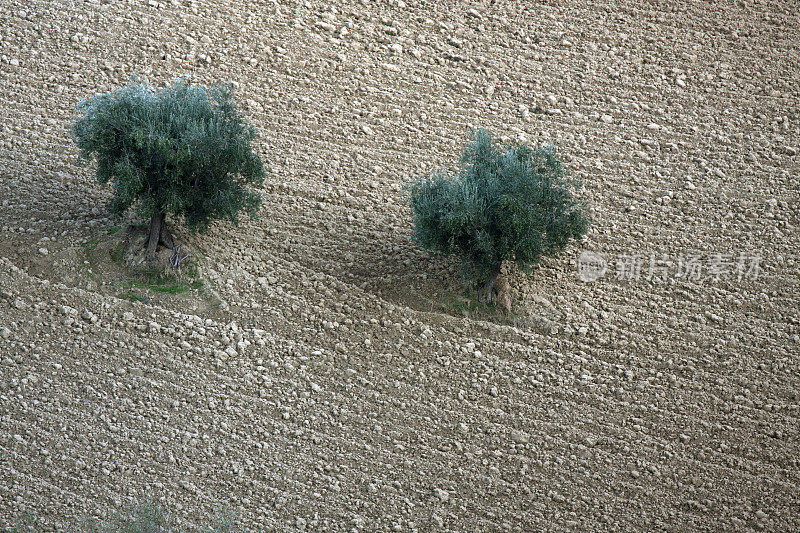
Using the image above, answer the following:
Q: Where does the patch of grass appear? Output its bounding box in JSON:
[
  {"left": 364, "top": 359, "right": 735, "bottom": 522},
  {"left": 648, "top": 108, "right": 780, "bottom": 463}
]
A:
[
  {"left": 206, "top": 509, "right": 239, "bottom": 533},
  {"left": 125, "top": 273, "right": 203, "bottom": 295},
  {"left": 437, "top": 285, "right": 524, "bottom": 323},
  {"left": 7, "top": 512, "right": 36, "bottom": 532},
  {"left": 96, "top": 499, "right": 239, "bottom": 532},
  {"left": 82, "top": 235, "right": 101, "bottom": 250},
  {"left": 99, "top": 498, "right": 175, "bottom": 532},
  {"left": 150, "top": 278, "right": 203, "bottom": 294},
  {"left": 438, "top": 287, "right": 500, "bottom": 315},
  {"left": 115, "top": 262, "right": 203, "bottom": 302},
  {"left": 78, "top": 226, "right": 206, "bottom": 303},
  {"left": 120, "top": 290, "right": 145, "bottom": 303},
  {"left": 441, "top": 291, "right": 480, "bottom": 313},
  {"left": 8, "top": 499, "right": 239, "bottom": 532},
  {"left": 109, "top": 243, "right": 124, "bottom": 265},
  {"left": 108, "top": 238, "right": 204, "bottom": 298}
]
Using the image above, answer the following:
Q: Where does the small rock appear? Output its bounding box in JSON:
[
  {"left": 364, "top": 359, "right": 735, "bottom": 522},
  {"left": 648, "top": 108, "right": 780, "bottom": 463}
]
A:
[
  {"left": 600, "top": 114, "right": 613, "bottom": 124},
  {"left": 0, "top": 327, "right": 10, "bottom": 339},
  {"left": 511, "top": 429, "right": 530, "bottom": 444},
  {"left": 38, "top": 247, "right": 48, "bottom": 255},
  {"left": 433, "top": 488, "right": 449, "bottom": 502}
]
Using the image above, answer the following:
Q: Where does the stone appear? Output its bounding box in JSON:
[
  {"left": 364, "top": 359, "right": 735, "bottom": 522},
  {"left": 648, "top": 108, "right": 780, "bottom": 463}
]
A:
[{"left": 511, "top": 429, "right": 530, "bottom": 444}]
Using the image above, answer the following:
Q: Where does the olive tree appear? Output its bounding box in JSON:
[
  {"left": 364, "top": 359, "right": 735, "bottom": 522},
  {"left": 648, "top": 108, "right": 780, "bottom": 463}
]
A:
[
  {"left": 409, "top": 129, "right": 589, "bottom": 309},
  {"left": 73, "top": 77, "right": 265, "bottom": 265}
]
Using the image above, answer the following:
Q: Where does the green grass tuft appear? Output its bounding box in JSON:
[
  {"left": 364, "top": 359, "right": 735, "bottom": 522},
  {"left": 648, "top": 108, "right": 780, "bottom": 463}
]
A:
[{"left": 7, "top": 499, "right": 239, "bottom": 532}]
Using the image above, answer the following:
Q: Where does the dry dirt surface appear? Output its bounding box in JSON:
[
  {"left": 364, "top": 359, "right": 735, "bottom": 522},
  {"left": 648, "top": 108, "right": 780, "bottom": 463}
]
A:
[{"left": 1, "top": 0, "right": 799, "bottom": 531}]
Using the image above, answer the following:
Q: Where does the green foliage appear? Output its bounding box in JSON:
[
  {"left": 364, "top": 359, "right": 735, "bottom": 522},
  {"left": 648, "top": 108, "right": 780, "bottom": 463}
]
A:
[
  {"left": 409, "top": 129, "right": 589, "bottom": 283},
  {"left": 100, "top": 499, "right": 175, "bottom": 532},
  {"left": 120, "top": 290, "right": 145, "bottom": 303},
  {"left": 7, "top": 512, "right": 36, "bottom": 532},
  {"left": 92, "top": 499, "right": 238, "bottom": 532},
  {"left": 122, "top": 274, "right": 203, "bottom": 295},
  {"left": 73, "top": 77, "right": 265, "bottom": 233}
]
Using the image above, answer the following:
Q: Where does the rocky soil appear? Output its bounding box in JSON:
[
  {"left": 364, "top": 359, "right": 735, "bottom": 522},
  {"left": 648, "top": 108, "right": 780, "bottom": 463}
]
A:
[{"left": 1, "top": 0, "right": 799, "bottom": 531}]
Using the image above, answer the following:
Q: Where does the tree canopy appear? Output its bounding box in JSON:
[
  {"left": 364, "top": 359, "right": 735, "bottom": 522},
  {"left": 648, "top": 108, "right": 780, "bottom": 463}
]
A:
[{"left": 73, "top": 77, "right": 265, "bottom": 260}]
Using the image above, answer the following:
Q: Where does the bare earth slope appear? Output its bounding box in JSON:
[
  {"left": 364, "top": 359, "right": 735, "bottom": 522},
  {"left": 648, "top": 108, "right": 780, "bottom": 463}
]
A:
[{"left": 1, "top": 0, "right": 799, "bottom": 531}]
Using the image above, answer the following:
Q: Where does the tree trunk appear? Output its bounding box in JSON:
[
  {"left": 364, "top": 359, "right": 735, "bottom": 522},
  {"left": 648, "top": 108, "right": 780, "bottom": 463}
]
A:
[
  {"left": 145, "top": 211, "right": 165, "bottom": 263},
  {"left": 159, "top": 222, "right": 174, "bottom": 250},
  {"left": 478, "top": 264, "right": 511, "bottom": 312}
]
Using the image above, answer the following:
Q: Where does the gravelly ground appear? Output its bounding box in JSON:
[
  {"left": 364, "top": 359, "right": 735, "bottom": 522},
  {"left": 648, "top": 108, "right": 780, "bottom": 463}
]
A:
[{"left": 0, "top": 0, "right": 798, "bottom": 531}]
